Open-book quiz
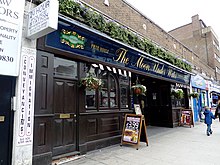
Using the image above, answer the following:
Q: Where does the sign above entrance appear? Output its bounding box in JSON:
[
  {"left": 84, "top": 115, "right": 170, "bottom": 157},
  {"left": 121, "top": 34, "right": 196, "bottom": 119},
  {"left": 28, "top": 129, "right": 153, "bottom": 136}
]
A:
[
  {"left": 191, "top": 75, "right": 206, "bottom": 90},
  {"left": 27, "top": 0, "right": 58, "bottom": 39},
  {"left": 45, "top": 17, "right": 191, "bottom": 84},
  {"left": 0, "top": 0, "right": 25, "bottom": 76}
]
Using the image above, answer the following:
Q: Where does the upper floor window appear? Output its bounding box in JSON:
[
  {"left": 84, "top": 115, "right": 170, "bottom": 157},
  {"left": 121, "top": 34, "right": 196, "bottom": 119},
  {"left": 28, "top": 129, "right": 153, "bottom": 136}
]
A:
[
  {"left": 216, "top": 66, "right": 220, "bottom": 74},
  {"left": 213, "top": 40, "right": 219, "bottom": 50},
  {"left": 214, "top": 53, "right": 220, "bottom": 63}
]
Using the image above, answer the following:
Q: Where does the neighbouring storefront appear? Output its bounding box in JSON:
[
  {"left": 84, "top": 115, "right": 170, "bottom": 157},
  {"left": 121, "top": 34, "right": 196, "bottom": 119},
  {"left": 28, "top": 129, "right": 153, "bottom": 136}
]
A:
[
  {"left": 33, "top": 16, "right": 191, "bottom": 165},
  {"left": 0, "top": 0, "right": 26, "bottom": 164},
  {"left": 191, "top": 75, "right": 206, "bottom": 122},
  {"left": 209, "top": 82, "right": 220, "bottom": 107}
]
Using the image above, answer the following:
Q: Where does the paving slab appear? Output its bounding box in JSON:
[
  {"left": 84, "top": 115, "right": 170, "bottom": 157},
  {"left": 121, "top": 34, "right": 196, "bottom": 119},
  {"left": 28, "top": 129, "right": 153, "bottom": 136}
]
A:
[{"left": 62, "top": 120, "right": 220, "bottom": 165}]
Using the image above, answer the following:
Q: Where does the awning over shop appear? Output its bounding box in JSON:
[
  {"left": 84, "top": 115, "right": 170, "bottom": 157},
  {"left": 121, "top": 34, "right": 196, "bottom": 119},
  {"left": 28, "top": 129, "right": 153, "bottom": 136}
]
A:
[{"left": 45, "top": 16, "right": 191, "bottom": 84}]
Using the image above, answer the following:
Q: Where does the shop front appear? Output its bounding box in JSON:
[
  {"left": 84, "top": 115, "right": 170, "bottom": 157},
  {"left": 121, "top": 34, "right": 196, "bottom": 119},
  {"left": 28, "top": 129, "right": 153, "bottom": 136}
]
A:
[
  {"left": 191, "top": 75, "right": 206, "bottom": 122},
  {"left": 33, "top": 16, "right": 191, "bottom": 165},
  {"left": 209, "top": 82, "right": 220, "bottom": 108}
]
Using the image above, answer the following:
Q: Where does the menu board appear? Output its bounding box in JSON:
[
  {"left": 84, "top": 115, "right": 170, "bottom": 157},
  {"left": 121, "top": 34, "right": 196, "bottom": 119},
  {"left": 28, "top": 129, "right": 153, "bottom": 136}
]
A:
[
  {"left": 122, "top": 115, "right": 141, "bottom": 144},
  {"left": 180, "top": 109, "right": 194, "bottom": 127},
  {"left": 121, "top": 114, "right": 148, "bottom": 149}
]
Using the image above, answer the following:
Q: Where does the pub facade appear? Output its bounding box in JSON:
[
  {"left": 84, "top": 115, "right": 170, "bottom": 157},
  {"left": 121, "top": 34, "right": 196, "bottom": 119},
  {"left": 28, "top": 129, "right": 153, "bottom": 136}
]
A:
[{"left": 33, "top": 15, "right": 191, "bottom": 164}]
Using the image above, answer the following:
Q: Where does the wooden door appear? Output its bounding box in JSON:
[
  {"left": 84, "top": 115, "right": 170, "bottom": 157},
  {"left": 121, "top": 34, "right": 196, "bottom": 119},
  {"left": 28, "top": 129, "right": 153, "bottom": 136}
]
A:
[
  {"left": 0, "top": 76, "right": 14, "bottom": 165},
  {"left": 52, "top": 78, "right": 77, "bottom": 156}
]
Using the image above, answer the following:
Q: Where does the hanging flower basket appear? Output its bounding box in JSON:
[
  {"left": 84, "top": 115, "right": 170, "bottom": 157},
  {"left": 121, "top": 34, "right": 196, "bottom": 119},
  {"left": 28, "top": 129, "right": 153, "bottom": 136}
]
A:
[
  {"left": 80, "top": 74, "right": 103, "bottom": 91},
  {"left": 188, "top": 92, "right": 199, "bottom": 98},
  {"left": 131, "top": 84, "right": 147, "bottom": 96},
  {"left": 171, "top": 89, "right": 184, "bottom": 99}
]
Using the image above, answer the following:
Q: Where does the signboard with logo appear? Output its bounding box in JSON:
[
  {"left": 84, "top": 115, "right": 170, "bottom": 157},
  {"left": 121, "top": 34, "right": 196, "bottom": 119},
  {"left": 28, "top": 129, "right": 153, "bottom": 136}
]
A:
[
  {"left": 17, "top": 47, "right": 36, "bottom": 146},
  {"left": 45, "top": 18, "right": 191, "bottom": 84},
  {"left": 191, "top": 75, "right": 206, "bottom": 90},
  {"left": 27, "top": 0, "right": 58, "bottom": 39},
  {"left": 0, "top": 0, "right": 25, "bottom": 76},
  {"left": 180, "top": 109, "right": 194, "bottom": 128}
]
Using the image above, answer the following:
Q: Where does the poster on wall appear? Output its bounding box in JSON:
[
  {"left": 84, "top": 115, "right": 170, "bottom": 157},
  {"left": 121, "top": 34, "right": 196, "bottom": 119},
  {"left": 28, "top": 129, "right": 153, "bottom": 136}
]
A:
[
  {"left": 134, "top": 104, "right": 142, "bottom": 115},
  {"left": 0, "top": 0, "right": 25, "bottom": 76},
  {"left": 17, "top": 47, "right": 36, "bottom": 146}
]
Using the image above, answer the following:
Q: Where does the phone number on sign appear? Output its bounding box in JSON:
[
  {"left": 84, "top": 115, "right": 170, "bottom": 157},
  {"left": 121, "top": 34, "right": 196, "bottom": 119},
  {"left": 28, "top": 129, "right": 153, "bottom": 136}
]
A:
[{"left": 0, "top": 55, "right": 14, "bottom": 62}]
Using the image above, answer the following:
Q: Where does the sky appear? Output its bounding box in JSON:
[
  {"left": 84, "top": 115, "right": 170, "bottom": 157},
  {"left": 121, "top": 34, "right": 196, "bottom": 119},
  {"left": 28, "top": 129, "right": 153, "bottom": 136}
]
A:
[{"left": 125, "top": 0, "right": 220, "bottom": 39}]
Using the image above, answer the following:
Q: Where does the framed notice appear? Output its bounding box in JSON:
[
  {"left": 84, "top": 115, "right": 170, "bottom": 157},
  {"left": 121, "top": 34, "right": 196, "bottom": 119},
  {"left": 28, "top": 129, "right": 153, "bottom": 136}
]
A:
[
  {"left": 134, "top": 104, "right": 142, "bottom": 115},
  {"left": 121, "top": 114, "right": 148, "bottom": 149}
]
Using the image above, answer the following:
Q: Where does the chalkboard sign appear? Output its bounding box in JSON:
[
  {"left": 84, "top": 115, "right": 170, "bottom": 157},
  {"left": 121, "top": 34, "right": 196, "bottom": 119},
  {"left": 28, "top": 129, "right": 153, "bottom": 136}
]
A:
[
  {"left": 180, "top": 109, "right": 194, "bottom": 128},
  {"left": 121, "top": 114, "right": 148, "bottom": 149}
]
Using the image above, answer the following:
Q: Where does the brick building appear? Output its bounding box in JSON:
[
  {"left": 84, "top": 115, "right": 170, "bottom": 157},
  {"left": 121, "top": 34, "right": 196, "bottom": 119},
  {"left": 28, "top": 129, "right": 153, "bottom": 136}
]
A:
[{"left": 169, "top": 14, "right": 220, "bottom": 81}]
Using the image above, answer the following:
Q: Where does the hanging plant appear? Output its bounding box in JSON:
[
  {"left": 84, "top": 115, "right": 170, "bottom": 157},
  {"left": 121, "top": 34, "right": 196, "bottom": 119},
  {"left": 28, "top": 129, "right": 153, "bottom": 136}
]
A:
[
  {"left": 188, "top": 92, "right": 199, "bottom": 98},
  {"left": 80, "top": 73, "right": 103, "bottom": 90},
  {"left": 171, "top": 89, "right": 184, "bottom": 99},
  {"left": 132, "top": 84, "right": 147, "bottom": 96}
]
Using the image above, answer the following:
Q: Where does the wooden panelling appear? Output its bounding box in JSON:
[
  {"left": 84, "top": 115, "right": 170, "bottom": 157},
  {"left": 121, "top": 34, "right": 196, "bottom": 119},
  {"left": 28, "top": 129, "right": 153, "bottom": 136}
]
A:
[
  {"left": 38, "top": 123, "right": 46, "bottom": 146},
  {"left": 81, "top": 113, "right": 125, "bottom": 152},
  {"left": 87, "top": 119, "right": 97, "bottom": 136},
  {"left": 53, "top": 119, "right": 63, "bottom": 147},
  {"left": 33, "top": 117, "right": 52, "bottom": 155},
  {"left": 100, "top": 117, "right": 120, "bottom": 133},
  {"left": 54, "top": 81, "right": 64, "bottom": 114},
  {"left": 35, "top": 51, "right": 54, "bottom": 115},
  {"left": 63, "top": 119, "right": 75, "bottom": 145},
  {"left": 85, "top": 114, "right": 123, "bottom": 143},
  {"left": 41, "top": 56, "right": 48, "bottom": 68},
  {"left": 172, "top": 108, "right": 181, "bottom": 127},
  {"left": 40, "top": 74, "right": 47, "bottom": 110},
  {"left": 64, "top": 82, "right": 75, "bottom": 113}
]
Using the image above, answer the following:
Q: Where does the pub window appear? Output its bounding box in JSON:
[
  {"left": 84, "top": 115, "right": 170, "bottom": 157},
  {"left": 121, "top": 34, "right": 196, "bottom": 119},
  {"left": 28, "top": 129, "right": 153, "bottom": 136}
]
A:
[
  {"left": 85, "top": 90, "right": 96, "bottom": 108},
  {"left": 84, "top": 65, "right": 130, "bottom": 110},
  {"left": 54, "top": 57, "right": 77, "bottom": 79},
  {"left": 120, "top": 86, "right": 128, "bottom": 108},
  {"left": 99, "top": 71, "right": 118, "bottom": 108},
  {"left": 85, "top": 67, "right": 97, "bottom": 109}
]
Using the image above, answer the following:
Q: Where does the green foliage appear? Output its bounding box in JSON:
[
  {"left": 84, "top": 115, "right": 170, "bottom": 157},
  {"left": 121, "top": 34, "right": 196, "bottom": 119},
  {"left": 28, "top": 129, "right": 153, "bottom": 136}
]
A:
[
  {"left": 80, "top": 73, "right": 103, "bottom": 91},
  {"left": 188, "top": 92, "right": 199, "bottom": 98},
  {"left": 171, "top": 89, "right": 184, "bottom": 99},
  {"left": 58, "top": 0, "right": 192, "bottom": 72},
  {"left": 131, "top": 84, "right": 147, "bottom": 96}
]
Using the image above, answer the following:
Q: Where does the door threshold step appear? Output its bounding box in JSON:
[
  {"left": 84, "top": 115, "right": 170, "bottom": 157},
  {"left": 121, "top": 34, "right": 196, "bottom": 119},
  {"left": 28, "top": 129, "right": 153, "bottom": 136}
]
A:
[{"left": 52, "top": 152, "right": 83, "bottom": 165}]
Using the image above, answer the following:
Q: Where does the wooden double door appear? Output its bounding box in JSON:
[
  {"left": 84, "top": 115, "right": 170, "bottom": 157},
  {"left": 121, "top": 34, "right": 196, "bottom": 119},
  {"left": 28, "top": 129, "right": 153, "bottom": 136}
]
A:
[
  {"left": 52, "top": 78, "right": 77, "bottom": 157},
  {"left": 33, "top": 51, "right": 79, "bottom": 164}
]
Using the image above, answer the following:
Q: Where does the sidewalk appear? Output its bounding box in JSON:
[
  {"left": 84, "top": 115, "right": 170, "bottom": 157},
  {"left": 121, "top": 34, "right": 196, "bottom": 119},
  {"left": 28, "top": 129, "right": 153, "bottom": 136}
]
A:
[{"left": 62, "top": 120, "right": 220, "bottom": 165}]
